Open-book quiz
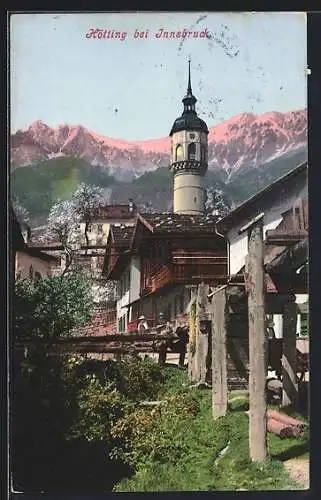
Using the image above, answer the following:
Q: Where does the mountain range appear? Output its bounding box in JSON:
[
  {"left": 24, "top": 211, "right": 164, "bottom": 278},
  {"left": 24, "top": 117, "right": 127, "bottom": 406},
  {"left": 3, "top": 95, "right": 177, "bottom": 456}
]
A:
[{"left": 10, "top": 109, "right": 307, "bottom": 225}]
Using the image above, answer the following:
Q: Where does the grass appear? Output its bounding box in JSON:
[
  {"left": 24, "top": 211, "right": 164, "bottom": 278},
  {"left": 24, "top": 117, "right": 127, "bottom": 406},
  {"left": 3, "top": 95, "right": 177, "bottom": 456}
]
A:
[{"left": 114, "top": 366, "right": 308, "bottom": 492}]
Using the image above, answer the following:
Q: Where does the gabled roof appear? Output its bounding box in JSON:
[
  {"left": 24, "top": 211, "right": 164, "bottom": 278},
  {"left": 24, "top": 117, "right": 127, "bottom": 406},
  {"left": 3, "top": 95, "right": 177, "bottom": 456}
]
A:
[
  {"left": 21, "top": 247, "right": 59, "bottom": 262},
  {"left": 103, "top": 225, "right": 135, "bottom": 278},
  {"left": 109, "top": 225, "right": 135, "bottom": 248},
  {"left": 89, "top": 204, "right": 137, "bottom": 220},
  {"left": 136, "top": 212, "right": 220, "bottom": 234},
  {"left": 130, "top": 212, "right": 226, "bottom": 252},
  {"left": 217, "top": 161, "right": 308, "bottom": 232}
]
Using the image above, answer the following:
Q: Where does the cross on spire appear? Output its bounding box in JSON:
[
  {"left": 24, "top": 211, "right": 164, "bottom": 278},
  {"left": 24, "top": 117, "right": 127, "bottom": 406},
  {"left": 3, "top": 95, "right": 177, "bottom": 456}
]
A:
[
  {"left": 182, "top": 57, "right": 197, "bottom": 113},
  {"left": 187, "top": 57, "right": 192, "bottom": 96}
]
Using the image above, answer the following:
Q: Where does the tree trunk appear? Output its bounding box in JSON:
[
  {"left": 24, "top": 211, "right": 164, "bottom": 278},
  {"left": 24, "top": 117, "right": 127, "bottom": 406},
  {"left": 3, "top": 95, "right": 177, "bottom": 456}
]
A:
[
  {"left": 61, "top": 247, "right": 73, "bottom": 278},
  {"left": 84, "top": 219, "right": 90, "bottom": 255}
]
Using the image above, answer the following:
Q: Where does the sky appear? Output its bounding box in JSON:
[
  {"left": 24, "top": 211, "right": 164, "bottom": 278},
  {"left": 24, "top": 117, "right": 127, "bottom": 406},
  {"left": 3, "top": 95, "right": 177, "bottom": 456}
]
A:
[{"left": 10, "top": 12, "right": 307, "bottom": 141}]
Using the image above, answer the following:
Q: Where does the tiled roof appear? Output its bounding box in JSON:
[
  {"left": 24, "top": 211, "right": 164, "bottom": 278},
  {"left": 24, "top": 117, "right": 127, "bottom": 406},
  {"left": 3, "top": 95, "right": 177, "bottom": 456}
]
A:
[
  {"left": 138, "top": 212, "right": 219, "bottom": 234},
  {"left": 110, "top": 225, "right": 135, "bottom": 248},
  {"left": 90, "top": 204, "right": 137, "bottom": 220}
]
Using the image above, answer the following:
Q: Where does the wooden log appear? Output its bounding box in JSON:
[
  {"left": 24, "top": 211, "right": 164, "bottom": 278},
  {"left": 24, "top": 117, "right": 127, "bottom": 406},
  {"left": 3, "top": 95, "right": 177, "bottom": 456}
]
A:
[
  {"left": 245, "top": 218, "right": 268, "bottom": 461},
  {"left": 23, "top": 332, "right": 176, "bottom": 343},
  {"left": 212, "top": 287, "right": 228, "bottom": 419},
  {"left": 267, "top": 410, "right": 308, "bottom": 429},
  {"left": 265, "top": 239, "right": 308, "bottom": 275},
  {"left": 282, "top": 298, "right": 298, "bottom": 408},
  {"left": 139, "top": 401, "right": 165, "bottom": 407}
]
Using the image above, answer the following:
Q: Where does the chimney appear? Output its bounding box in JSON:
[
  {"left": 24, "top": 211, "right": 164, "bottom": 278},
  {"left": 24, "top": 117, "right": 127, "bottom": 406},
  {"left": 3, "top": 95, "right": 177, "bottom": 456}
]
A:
[{"left": 128, "top": 198, "right": 136, "bottom": 213}]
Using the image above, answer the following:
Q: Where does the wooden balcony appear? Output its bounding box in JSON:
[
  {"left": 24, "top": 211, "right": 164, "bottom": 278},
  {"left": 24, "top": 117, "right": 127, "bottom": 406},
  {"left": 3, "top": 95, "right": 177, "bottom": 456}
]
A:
[
  {"left": 127, "top": 317, "right": 158, "bottom": 332},
  {"left": 149, "top": 260, "right": 228, "bottom": 293}
]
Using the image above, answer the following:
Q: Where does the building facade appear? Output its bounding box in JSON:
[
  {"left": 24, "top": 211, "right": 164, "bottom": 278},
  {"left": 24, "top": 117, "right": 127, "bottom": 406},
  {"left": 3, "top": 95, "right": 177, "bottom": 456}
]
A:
[
  {"left": 103, "top": 213, "right": 228, "bottom": 332},
  {"left": 217, "top": 161, "right": 308, "bottom": 338}
]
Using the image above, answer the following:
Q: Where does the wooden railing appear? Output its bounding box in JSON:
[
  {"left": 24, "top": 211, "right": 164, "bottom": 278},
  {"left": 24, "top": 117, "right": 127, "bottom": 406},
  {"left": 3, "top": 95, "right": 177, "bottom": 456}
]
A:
[{"left": 149, "top": 262, "right": 228, "bottom": 292}]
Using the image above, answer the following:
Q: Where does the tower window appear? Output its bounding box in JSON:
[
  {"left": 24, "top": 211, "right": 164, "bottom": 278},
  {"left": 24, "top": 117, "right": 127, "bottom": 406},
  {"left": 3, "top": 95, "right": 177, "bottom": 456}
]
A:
[
  {"left": 188, "top": 143, "right": 196, "bottom": 160},
  {"left": 175, "top": 144, "right": 183, "bottom": 161},
  {"left": 194, "top": 197, "right": 197, "bottom": 203}
]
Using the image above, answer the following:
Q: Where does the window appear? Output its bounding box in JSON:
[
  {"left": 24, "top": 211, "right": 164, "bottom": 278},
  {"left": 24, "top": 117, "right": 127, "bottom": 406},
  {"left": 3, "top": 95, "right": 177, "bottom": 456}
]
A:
[
  {"left": 188, "top": 143, "right": 196, "bottom": 160},
  {"left": 175, "top": 144, "right": 183, "bottom": 161},
  {"left": 29, "top": 265, "right": 33, "bottom": 279},
  {"left": 189, "top": 133, "right": 195, "bottom": 140},
  {"left": 194, "top": 197, "right": 197, "bottom": 203},
  {"left": 97, "top": 224, "right": 103, "bottom": 234}
]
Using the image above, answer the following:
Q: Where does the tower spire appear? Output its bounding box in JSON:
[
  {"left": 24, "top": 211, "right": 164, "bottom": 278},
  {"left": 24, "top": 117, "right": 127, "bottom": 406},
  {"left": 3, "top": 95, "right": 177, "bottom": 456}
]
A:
[
  {"left": 182, "top": 57, "right": 197, "bottom": 113},
  {"left": 187, "top": 57, "right": 192, "bottom": 96}
]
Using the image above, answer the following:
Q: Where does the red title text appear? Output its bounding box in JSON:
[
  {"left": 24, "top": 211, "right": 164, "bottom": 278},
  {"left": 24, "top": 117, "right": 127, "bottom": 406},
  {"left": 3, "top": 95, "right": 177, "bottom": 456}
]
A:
[{"left": 85, "top": 28, "right": 211, "bottom": 41}]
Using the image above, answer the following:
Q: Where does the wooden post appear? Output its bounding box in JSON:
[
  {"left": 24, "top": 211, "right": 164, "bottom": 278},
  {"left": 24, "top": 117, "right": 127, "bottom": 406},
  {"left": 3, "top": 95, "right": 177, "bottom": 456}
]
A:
[
  {"left": 242, "top": 214, "right": 268, "bottom": 462},
  {"left": 282, "top": 296, "right": 298, "bottom": 408},
  {"left": 188, "top": 287, "right": 198, "bottom": 382},
  {"left": 212, "top": 287, "right": 228, "bottom": 419},
  {"left": 158, "top": 343, "right": 167, "bottom": 365},
  {"left": 178, "top": 348, "right": 186, "bottom": 367},
  {"left": 194, "top": 283, "right": 211, "bottom": 384}
]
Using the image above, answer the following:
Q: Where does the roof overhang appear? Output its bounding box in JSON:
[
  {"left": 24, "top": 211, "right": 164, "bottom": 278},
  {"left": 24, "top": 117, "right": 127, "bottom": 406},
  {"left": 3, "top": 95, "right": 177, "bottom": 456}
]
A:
[{"left": 216, "top": 161, "right": 308, "bottom": 234}]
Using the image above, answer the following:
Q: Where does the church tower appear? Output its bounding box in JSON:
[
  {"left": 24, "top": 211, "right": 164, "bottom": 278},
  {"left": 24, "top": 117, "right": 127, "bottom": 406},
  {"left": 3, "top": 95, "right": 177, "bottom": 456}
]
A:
[{"left": 169, "top": 59, "right": 209, "bottom": 215}]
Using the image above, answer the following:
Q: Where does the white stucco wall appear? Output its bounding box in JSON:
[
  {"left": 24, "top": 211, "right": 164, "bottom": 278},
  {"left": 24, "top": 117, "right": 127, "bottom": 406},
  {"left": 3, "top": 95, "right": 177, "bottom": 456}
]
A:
[
  {"left": 116, "top": 256, "right": 141, "bottom": 329},
  {"left": 130, "top": 256, "right": 141, "bottom": 303},
  {"left": 227, "top": 182, "right": 307, "bottom": 275}
]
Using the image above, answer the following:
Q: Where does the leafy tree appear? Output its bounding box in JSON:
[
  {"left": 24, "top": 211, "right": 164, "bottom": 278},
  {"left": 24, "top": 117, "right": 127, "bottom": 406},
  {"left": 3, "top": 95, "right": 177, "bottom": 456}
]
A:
[
  {"left": 13, "top": 272, "right": 93, "bottom": 340},
  {"left": 11, "top": 195, "right": 30, "bottom": 225},
  {"left": 205, "top": 186, "right": 231, "bottom": 219},
  {"left": 71, "top": 183, "right": 104, "bottom": 250},
  {"left": 91, "top": 280, "right": 117, "bottom": 306},
  {"left": 138, "top": 200, "right": 157, "bottom": 214},
  {"left": 47, "top": 199, "right": 82, "bottom": 275}
]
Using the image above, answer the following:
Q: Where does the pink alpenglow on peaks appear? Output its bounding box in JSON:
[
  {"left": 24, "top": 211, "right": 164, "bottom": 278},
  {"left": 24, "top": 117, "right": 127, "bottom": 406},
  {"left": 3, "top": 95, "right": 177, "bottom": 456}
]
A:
[{"left": 11, "top": 109, "right": 307, "bottom": 175}]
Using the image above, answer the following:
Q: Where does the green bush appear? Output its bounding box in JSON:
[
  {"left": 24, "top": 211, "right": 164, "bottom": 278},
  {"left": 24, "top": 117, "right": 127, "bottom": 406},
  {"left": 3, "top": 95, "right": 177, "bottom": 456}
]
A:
[
  {"left": 111, "top": 392, "right": 200, "bottom": 469},
  {"left": 13, "top": 272, "right": 93, "bottom": 340},
  {"left": 115, "top": 356, "right": 165, "bottom": 400},
  {"left": 228, "top": 395, "right": 249, "bottom": 412},
  {"left": 68, "top": 375, "right": 129, "bottom": 444}
]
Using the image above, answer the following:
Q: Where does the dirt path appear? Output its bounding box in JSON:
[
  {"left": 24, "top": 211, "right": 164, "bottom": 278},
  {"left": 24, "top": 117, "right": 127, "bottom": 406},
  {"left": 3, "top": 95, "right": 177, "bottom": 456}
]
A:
[{"left": 284, "top": 459, "right": 309, "bottom": 489}]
